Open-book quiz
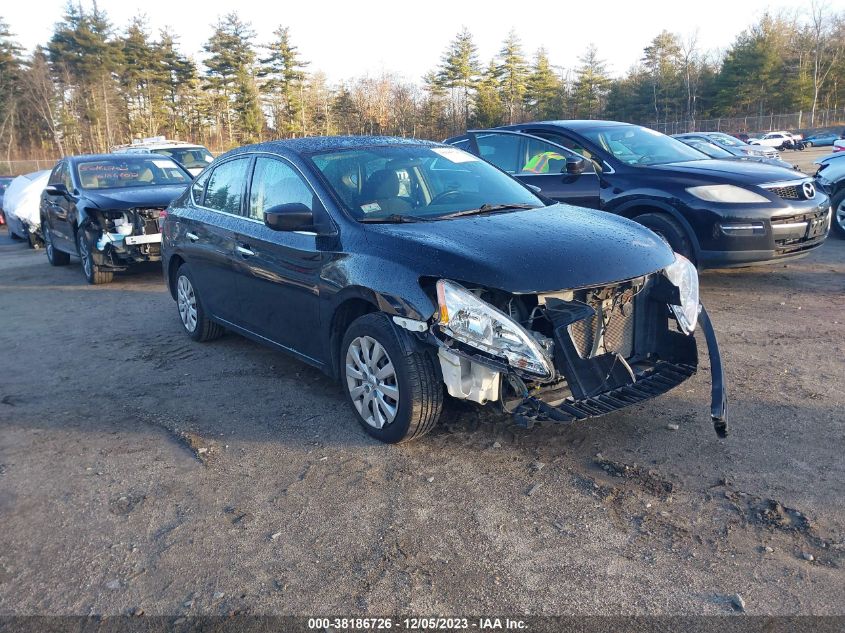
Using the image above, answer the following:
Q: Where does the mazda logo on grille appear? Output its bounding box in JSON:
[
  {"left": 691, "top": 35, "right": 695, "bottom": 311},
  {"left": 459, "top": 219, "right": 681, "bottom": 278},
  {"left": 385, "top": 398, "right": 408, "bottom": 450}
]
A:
[{"left": 802, "top": 181, "right": 816, "bottom": 199}]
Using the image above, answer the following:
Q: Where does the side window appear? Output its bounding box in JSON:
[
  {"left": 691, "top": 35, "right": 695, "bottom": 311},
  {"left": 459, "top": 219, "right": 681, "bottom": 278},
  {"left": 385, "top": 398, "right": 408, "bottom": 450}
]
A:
[
  {"left": 48, "top": 162, "right": 65, "bottom": 186},
  {"left": 472, "top": 133, "right": 521, "bottom": 173},
  {"left": 528, "top": 130, "right": 601, "bottom": 171},
  {"left": 62, "top": 164, "right": 73, "bottom": 189},
  {"left": 191, "top": 170, "right": 210, "bottom": 206},
  {"left": 521, "top": 137, "right": 593, "bottom": 175},
  {"left": 248, "top": 157, "right": 315, "bottom": 221},
  {"left": 204, "top": 158, "right": 250, "bottom": 215}
]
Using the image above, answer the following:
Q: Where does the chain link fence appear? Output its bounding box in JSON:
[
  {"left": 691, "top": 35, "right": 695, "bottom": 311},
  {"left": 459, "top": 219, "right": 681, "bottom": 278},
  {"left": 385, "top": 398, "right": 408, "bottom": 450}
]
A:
[
  {"left": 0, "top": 159, "right": 60, "bottom": 178},
  {"left": 648, "top": 108, "right": 845, "bottom": 136}
]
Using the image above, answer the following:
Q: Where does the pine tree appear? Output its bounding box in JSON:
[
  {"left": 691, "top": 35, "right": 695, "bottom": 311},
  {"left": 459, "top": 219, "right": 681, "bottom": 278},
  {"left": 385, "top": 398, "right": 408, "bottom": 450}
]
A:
[
  {"left": 0, "top": 18, "right": 24, "bottom": 160},
  {"left": 436, "top": 28, "right": 481, "bottom": 133},
  {"left": 572, "top": 44, "right": 610, "bottom": 119},
  {"left": 526, "top": 47, "right": 562, "bottom": 120},
  {"left": 259, "top": 26, "right": 309, "bottom": 137},
  {"left": 497, "top": 30, "right": 529, "bottom": 124},
  {"left": 473, "top": 61, "right": 503, "bottom": 128},
  {"left": 203, "top": 12, "right": 262, "bottom": 145}
]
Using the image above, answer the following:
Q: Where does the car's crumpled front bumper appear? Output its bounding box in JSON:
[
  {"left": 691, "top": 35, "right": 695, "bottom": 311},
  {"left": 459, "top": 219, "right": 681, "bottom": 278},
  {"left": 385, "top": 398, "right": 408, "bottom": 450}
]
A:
[{"left": 510, "top": 302, "right": 727, "bottom": 438}]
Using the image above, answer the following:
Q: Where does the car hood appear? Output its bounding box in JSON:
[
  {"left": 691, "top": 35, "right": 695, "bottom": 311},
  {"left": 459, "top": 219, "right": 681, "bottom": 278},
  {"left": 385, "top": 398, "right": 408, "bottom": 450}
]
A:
[
  {"left": 83, "top": 184, "right": 188, "bottom": 209},
  {"left": 363, "top": 204, "right": 675, "bottom": 294},
  {"left": 654, "top": 159, "right": 802, "bottom": 184}
]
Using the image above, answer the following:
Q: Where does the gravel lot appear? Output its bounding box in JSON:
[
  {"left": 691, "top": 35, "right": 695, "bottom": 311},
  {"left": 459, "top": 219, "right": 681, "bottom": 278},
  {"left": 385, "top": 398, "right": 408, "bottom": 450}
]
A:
[{"left": 0, "top": 188, "right": 843, "bottom": 618}]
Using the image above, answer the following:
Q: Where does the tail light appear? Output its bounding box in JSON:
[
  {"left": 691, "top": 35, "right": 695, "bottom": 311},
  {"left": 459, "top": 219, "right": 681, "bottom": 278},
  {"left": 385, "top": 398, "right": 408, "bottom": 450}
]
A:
[{"left": 157, "top": 209, "right": 168, "bottom": 231}]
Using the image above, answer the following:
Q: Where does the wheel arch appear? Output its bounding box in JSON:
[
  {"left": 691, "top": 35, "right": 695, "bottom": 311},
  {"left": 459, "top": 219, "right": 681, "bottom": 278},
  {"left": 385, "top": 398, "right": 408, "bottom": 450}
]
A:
[
  {"left": 614, "top": 200, "right": 702, "bottom": 261},
  {"left": 167, "top": 254, "right": 186, "bottom": 300}
]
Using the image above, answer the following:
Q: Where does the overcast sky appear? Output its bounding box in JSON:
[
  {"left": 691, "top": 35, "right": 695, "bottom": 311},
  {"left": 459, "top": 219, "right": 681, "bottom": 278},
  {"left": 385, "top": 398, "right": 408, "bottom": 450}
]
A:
[{"left": 4, "top": 0, "right": 842, "bottom": 82}]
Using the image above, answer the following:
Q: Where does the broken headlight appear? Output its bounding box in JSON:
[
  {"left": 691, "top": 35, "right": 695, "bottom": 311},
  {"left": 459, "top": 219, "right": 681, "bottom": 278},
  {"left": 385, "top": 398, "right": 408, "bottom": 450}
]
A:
[
  {"left": 662, "top": 253, "right": 699, "bottom": 334},
  {"left": 435, "top": 280, "right": 553, "bottom": 378}
]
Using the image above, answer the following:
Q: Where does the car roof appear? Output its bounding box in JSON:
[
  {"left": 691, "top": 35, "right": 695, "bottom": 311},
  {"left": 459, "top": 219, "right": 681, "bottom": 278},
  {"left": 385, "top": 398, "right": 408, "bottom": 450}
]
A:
[
  {"left": 66, "top": 153, "right": 181, "bottom": 163},
  {"left": 223, "top": 135, "right": 442, "bottom": 160},
  {"left": 505, "top": 120, "right": 634, "bottom": 131}
]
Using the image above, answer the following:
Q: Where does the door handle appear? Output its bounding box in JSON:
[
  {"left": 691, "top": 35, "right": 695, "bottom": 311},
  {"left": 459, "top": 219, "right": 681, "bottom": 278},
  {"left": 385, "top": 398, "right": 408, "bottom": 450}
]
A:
[
  {"left": 236, "top": 245, "right": 255, "bottom": 257},
  {"left": 186, "top": 232, "right": 199, "bottom": 242}
]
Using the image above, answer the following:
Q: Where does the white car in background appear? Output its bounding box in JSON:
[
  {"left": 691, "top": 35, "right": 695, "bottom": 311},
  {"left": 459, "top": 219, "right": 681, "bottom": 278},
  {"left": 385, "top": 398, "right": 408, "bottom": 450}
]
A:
[
  {"left": 748, "top": 131, "right": 802, "bottom": 148},
  {"left": 3, "top": 170, "right": 50, "bottom": 246},
  {"left": 111, "top": 137, "right": 214, "bottom": 176}
]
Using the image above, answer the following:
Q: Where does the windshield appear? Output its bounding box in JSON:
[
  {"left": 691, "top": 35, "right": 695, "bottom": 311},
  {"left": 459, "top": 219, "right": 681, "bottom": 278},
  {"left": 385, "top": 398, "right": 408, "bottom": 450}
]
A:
[
  {"left": 75, "top": 157, "right": 190, "bottom": 190},
  {"left": 309, "top": 145, "right": 543, "bottom": 221},
  {"left": 583, "top": 125, "right": 709, "bottom": 166},
  {"left": 706, "top": 133, "right": 745, "bottom": 147},
  {"left": 153, "top": 147, "right": 213, "bottom": 169},
  {"left": 680, "top": 139, "right": 733, "bottom": 159}
]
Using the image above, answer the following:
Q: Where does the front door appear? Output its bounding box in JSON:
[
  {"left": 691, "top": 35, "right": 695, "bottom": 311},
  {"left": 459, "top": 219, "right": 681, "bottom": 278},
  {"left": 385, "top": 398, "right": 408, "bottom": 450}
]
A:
[
  {"left": 466, "top": 130, "right": 601, "bottom": 208},
  {"left": 233, "top": 155, "right": 325, "bottom": 363},
  {"left": 43, "top": 161, "right": 76, "bottom": 251}
]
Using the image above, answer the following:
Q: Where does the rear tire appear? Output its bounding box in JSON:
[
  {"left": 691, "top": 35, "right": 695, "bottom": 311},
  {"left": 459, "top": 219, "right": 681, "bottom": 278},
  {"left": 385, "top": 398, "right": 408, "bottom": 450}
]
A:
[
  {"left": 76, "top": 226, "right": 113, "bottom": 284},
  {"left": 44, "top": 225, "right": 70, "bottom": 266},
  {"left": 831, "top": 190, "right": 845, "bottom": 238},
  {"left": 175, "top": 263, "right": 224, "bottom": 342},
  {"left": 341, "top": 313, "right": 442, "bottom": 443},
  {"left": 633, "top": 212, "right": 695, "bottom": 264}
]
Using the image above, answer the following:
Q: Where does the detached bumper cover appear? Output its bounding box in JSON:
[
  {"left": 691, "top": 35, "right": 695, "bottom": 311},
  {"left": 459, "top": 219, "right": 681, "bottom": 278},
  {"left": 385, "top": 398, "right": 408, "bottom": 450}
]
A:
[{"left": 512, "top": 302, "right": 728, "bottom": 438}]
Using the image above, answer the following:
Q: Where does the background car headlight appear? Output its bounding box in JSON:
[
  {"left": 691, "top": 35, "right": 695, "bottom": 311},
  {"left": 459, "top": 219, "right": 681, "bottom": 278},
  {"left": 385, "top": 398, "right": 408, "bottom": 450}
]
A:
[
  {"left": 436, "top": 279, "right": 552, "bottom": 378},
  {"left": 662, "top": 253, "right": 699, "bottom": 334},
  {"left": 686, "top": 184, "right": 769, "bottom": 204}
]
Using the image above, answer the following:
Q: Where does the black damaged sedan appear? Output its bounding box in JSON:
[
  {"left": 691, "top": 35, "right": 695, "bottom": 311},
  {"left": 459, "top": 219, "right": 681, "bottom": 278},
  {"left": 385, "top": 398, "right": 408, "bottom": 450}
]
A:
[
  {"left": 162, "top": 137, "right": 727, "bottom": 443},
  {"left": 40, "top": 154, "right": 192, "bottom": 284}
]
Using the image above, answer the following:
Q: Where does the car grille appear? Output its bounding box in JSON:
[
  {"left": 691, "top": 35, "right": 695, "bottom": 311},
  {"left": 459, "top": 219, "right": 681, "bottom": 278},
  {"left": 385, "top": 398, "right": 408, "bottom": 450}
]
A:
[
  {"left": 762, "top": 149, "right": 779, "bottom": 159},
  {"left": 568, "top": 290, "right": 635, "bottom": 359},
  {"left": 772, "top": 207, "right": 830, "bottom": 253},
  {"left": 766, "top": 184, "right": 801, "bottom": 199}
]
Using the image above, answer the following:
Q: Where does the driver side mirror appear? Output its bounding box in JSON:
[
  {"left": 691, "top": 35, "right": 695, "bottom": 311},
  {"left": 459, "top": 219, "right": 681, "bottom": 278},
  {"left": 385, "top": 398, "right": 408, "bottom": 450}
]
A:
[
  {"left": 564, "top": 157, "right": 587, "bottom": 175},
  {"left": 45, "top": 183, "right": 69, "bottom": 197},
  {"left": 264, "top": 203, "right": 314, "bottom": 232}
]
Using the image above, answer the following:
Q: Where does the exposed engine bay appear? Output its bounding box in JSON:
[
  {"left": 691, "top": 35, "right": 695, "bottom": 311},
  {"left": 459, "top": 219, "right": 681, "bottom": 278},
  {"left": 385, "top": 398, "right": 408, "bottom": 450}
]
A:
[
  {"left": 424, "top": 273, "right": 727, "bottom": 437},
  {"left": 87, "top": 207, "right": 164, "bottom": 269}
]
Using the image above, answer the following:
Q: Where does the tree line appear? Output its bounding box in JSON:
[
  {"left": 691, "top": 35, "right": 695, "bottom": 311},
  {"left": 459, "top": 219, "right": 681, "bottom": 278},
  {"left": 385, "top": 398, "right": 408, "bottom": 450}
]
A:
[{"left": 1, "top": 3, "right": 843, "bottom": 160}]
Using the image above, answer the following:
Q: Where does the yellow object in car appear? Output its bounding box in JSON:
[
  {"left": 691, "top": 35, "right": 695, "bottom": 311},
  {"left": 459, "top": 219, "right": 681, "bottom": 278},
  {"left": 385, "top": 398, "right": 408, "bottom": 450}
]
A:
[{"left": 522, "top": 151, "right": 565, "bottom": 173}]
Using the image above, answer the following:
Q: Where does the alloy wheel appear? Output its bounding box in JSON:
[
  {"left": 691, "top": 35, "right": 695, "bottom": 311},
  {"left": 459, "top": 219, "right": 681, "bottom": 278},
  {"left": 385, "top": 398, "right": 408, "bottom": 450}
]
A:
[
  {"left": 345, "top": 335, "right": 399, "bottom": 429},
  {"left": 176, "top": 275, "right": 198, "bottom": 332},
  {"left": 44, "top": 228, "right": 54, "bottom": 260},
  {"left": 78, "top": 232, "right": 92, "bottom": 278},
  {"left": 836, "top": 200, "right": 845, "bottom": 234}
]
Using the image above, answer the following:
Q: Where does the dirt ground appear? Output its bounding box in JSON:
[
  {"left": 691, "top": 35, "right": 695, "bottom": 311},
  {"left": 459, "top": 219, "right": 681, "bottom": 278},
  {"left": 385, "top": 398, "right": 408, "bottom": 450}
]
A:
[{"left": 0, "top": 216, "right": 843, "bottom": 618}]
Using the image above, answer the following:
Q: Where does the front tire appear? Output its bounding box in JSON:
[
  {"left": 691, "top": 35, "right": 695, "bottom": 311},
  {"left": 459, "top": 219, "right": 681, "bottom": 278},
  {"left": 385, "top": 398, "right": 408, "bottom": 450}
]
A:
[
  {"left": 175, "top": 263, "right": 224, "bottom": 342},
  {"left": 831, "top": 190, "right": 845, "bottom": 238},
  {"left": 341, "top": 313, "right": 442, "bottom": 443},
  {"left": 76, "top": 227, "right": 113, "bottom": 284},
  {"left": 633, "top": 212, "right": 695, "bottom": 264},
  {"left": 44, "top": 225, "right": 70, "bottom": 266}
]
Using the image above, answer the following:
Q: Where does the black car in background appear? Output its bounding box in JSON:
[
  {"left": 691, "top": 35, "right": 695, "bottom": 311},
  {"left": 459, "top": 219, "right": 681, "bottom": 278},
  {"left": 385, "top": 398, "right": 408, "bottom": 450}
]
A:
[
  {"left": 40, "top": 154, "right": 192, "bottom": 284},
  {"left": 446, "top": 122, "right": 830, "bottom": 268},
  {"left": 162, "top": 136, "right": 727, "bottom": 444}
]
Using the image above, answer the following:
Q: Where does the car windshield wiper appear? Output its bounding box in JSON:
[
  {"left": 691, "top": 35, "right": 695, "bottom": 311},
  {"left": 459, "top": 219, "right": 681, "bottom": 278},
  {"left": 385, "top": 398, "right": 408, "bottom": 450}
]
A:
[
  {"left": 358, "top": 214, "right": 426, "bottom": 223},
  {"left": 433, "top": 203, "right": 539, "bottom": 220}
]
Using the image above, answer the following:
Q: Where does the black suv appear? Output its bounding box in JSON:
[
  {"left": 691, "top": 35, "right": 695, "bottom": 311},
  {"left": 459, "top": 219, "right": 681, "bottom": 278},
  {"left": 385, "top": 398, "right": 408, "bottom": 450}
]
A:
[
  {"left": 40, "top": 154, "right": 192, "bottom": 284},
  {"left": 446, "top": 122, "right": 830, "bottom": 268},
  {"left": 162, "top": 136, "right": 727, "bottom": 444}
]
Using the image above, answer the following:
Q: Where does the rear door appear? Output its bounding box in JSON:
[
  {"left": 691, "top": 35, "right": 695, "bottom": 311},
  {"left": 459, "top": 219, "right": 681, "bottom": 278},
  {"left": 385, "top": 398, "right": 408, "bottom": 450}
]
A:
[
  {"left": 464, "top": 130, "right": 601, "bottom": 208},
  {"left": 181, "top": 157, "right": 250, "bottom": 322},
  {"left": 231, "top": 155, "right": 327, "bottom": 364}
]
